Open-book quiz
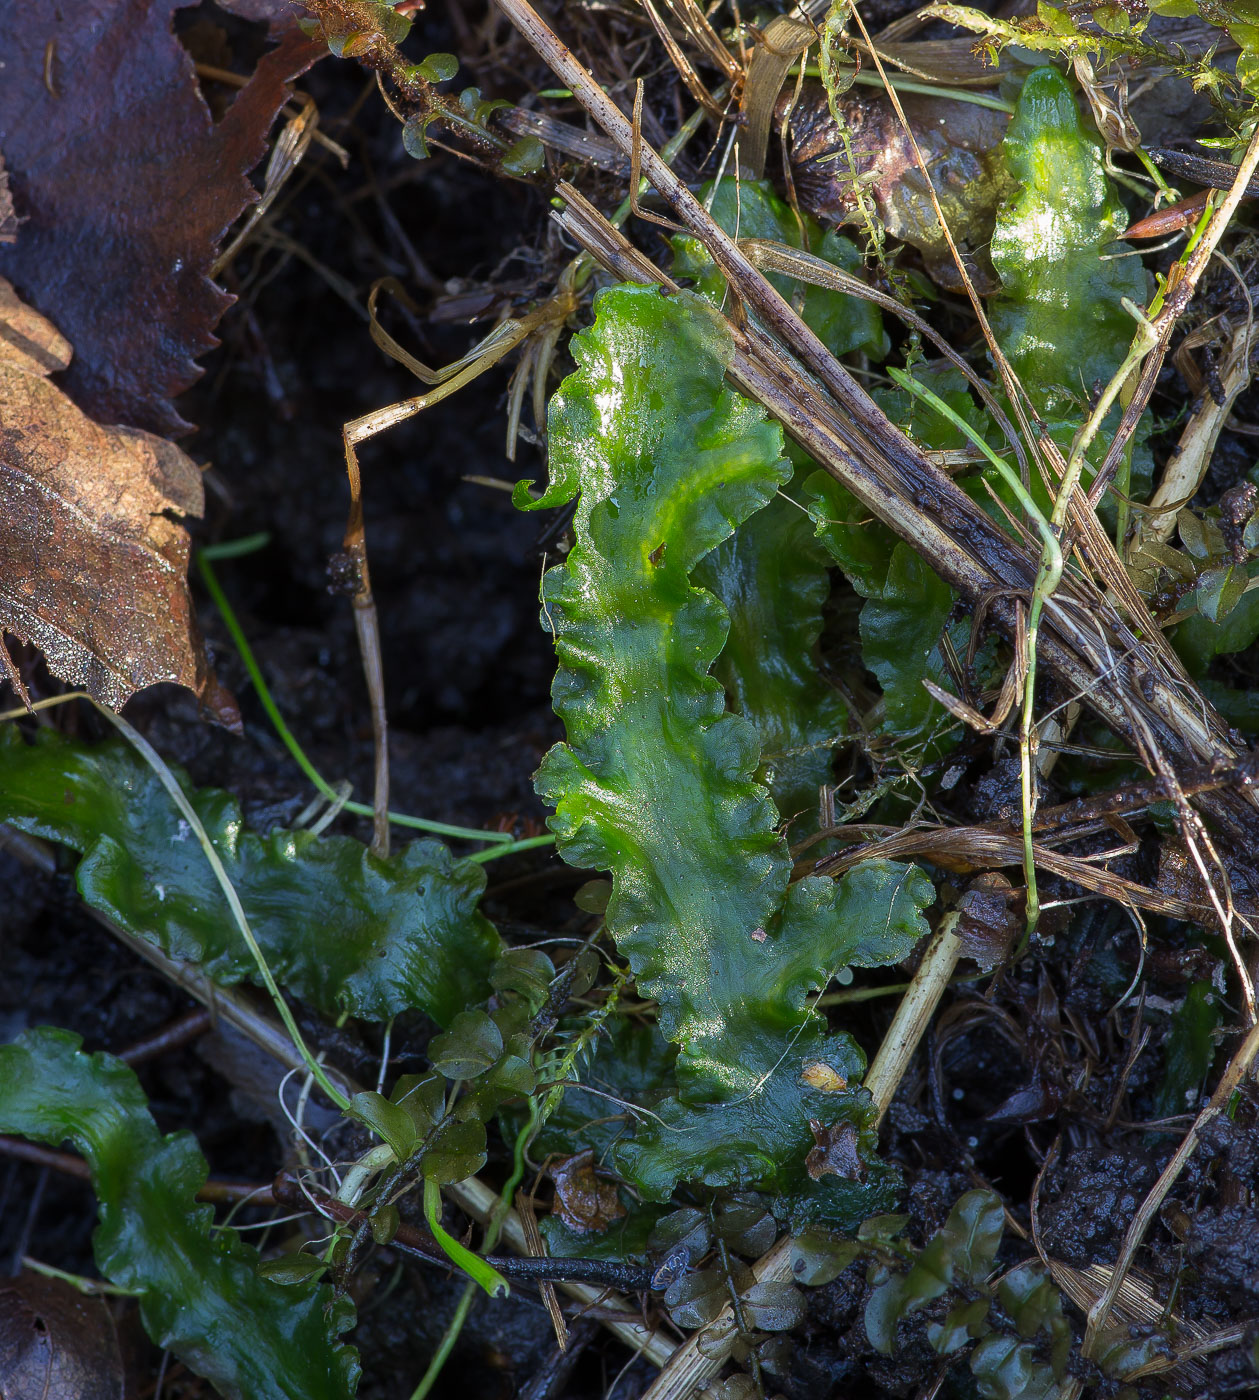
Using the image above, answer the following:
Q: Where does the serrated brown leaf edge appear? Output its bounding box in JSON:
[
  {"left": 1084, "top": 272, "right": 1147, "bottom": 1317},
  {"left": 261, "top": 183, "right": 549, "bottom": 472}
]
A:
[{"left": 0, "top": 277, "right": 235, "bottom": 722}]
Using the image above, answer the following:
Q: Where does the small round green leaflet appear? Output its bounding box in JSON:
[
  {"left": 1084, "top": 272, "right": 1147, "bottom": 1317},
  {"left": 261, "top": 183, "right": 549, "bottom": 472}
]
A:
[
  {"left": 501, "top": 135, "right": 545, "bottom": 176},
  {"left": 349, "top": 1091, "right": 419, "bottom": 1159},
  {"left": 789, "top": 1230, "right": 860, "bottom": 1287},
  {"left": 428, "top": 1009, "right": 504, "bottom": 1080},
  {"left": 417, "top": 52, "right": 458, "bottom": 83},
  {"left": 422, "top": 1179, "right": 509, "bottom": 1298},
  {"left": 258, "top": 1254, "right": 331, "bottom": 1286}
]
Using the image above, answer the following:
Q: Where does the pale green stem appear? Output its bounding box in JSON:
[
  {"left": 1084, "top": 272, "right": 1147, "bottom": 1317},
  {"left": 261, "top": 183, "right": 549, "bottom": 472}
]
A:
[
  {"left": 799, "top": 62, "right": 1016, "bottom": 113},
  {"left": 1132, "top": 146, "right": 1175, "bottom": 200},
  {"left": 1112, "top": 411, "right": 1135, "bottom": 552},
  {"left": 409, "top": 1282, "right": 477, "bottom": 1400},
  {"left": 411, "top": 1102, "right": 538, "bottom": 1398},
  {"left": 198, "top": 539, "right": 523, "bottom": 848},
  {"left": 466, "top": 832, "right": 556, "bottom": 864},
  {"left": 422, "top": 1177, "right": 510, "bottom": 1299},
  {"left": 1019, "top": 303, "right": 1159, "bottom": 934},
  {"left": 20, "top": 1258, "right": 139, "bottom": 1297},
  {"left": 885, "top": 368, "right": 1060, "bottom": 937},
  {"left": 88, "top": 701, "right": 354, "bottom": 1113}
]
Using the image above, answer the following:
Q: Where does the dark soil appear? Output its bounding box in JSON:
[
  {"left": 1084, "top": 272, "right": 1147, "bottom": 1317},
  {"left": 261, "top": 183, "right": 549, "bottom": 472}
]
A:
[{"left": 3, "top": 3, "right": 1259, "bottom": 1398}]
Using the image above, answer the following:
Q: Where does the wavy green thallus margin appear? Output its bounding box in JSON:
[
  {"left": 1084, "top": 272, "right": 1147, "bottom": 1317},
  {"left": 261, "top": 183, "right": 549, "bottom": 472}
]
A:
[
  {"left": 0, "top": 724, "right": 500, "bottom": 1026},
  {"left": 517, "top": 283, "right": 932, "bottom": 1207},
  {"left": 677, "top": 178, "right": 885, "bottom": 825},
  {"left": 0, "top": 1028, "right": 358, "bottom": 1400}
]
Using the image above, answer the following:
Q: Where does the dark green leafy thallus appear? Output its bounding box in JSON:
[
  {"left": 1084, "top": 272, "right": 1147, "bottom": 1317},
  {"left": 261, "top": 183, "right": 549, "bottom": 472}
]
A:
[
  {"left": 865, "top": 1190, "right": 1071, "bottom": 1399},
  {"left": 697, "top": 477, "right": 849, "bottom": 825},
  {"left": 518, "top": 283, "right": 932, "bottom": 1213},
  {"left": 1175, "top": 583, "right": 1259, "bottom": 730},
  {"left": 0, "top": 726, "right": 499, "bottom": 1024},
  {"left": 677, "top": 179, "right": 886, "bottom": 822},
  {"left": 807, "top": 361, "right": 979, "bottom": 756},
  {"left": 808, "top": 461, "right": 958, "bottom": 755},
  {"left": 1152, "top": 980, "right": 1221, "bottom": 1120},
  {"left": 677, "top": 183, "right": 968, "bottom": 758},
  {"left": 0, "top": 1028, "right": 357, "bottom": 1400}
]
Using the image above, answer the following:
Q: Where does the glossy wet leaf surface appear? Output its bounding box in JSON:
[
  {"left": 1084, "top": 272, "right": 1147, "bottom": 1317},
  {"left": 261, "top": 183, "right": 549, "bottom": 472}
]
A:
[
  {"left": 0, "top": 1028, "right": 358, "bottom": 1400},
  {"left": 521, "top": 283, "right": 931, "bottom": 1206},
  {"left": 991, "top": 66, "right": 1149, "bottom": 418},
  {"left": 0, "top": 727, "right": 499, "bottom": 1024},
  {"left": 808, "top": 470, "right": 957, "bottom": 753},
  {"left": 674, "top": 184, "right": 866, "bottom": 828},
  {"left": 697, "top": 481, "right": 849, "bottom": 828}
]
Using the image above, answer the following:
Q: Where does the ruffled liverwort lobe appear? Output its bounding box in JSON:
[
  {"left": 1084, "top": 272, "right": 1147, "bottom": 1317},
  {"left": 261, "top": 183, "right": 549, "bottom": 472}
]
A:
[
  {"left": 0, "top": 1028, "right": 358, "bottom": 1400},
  {"left": 519, "top": 285, "right": 932, "bottom": 1215}
]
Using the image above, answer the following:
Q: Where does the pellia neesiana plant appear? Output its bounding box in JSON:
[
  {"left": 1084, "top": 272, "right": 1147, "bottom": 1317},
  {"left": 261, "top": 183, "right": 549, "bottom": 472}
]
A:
[{"left": 3, "top": 0, "right": 1259, "bottom": 1390}]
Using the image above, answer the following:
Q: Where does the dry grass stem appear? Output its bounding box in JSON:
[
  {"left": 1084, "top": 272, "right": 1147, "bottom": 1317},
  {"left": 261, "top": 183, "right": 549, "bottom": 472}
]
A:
[{"left": 497, "top": 0, "right": 1259, "bottom": 910}]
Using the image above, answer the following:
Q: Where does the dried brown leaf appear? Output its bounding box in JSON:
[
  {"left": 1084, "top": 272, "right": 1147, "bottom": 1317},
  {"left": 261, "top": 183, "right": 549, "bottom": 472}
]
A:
[
  {"left": 550, "top": 1150, "right": 626, "bottom": 1235},
  {"left": 954, "top": 872, "right": 1020, "bottom": 972},
  {"left": 805, "top": 1119, "right": 865, "bottom": 1181},
  {"left": 782, "top": 83, "right": 1010, "bottom": 292},
  {"left": 0, "top": 156, "right": 17, "bottom": 246},
  {"left": 216, "top": 0, "right": 306, "bottom": 33},
  {"left": 0, "top": 6, "right": 322, "bottom": 434},
  {"left": 0, "top": 1272, "right": 124, "bottom": 1400},
  {"left": 0, "top": 278, "right": 229, "bottom": 716}
]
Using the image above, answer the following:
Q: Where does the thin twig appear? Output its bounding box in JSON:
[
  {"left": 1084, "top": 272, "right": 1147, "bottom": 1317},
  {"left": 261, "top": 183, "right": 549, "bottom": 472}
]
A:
[
  {"left": 273, "top": 1174, "right": 656, "bottom": 1290},
  {"left": 863, "top": 914, "right": 965, "bottom": 1127},
  {"left": 199, "top": 545, "right": 520, "bottom": 845},
  {"left": 1084, "top": 1017, "right": 1259, "bottom": 1350},
  {"left": 550, "top": 181, "right": 1259, "bottom": 871},
  {"left": 495, "top": 0, "right": 1259, "bottom": 880},
  {"left": 340, "top": 436, "right": 391, "bottom": 858},
  {"left": 0, "top": 1137, "right": 275, "bottom": 1205}
]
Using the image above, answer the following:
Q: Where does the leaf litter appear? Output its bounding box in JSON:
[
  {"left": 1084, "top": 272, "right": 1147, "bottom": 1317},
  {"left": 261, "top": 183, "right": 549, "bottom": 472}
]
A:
[
  {"left": 0, "top": 277, "right": 226, "bottom": 714},
  {"left": 0, "top": 4, "right": 323, "bottom": 435}
]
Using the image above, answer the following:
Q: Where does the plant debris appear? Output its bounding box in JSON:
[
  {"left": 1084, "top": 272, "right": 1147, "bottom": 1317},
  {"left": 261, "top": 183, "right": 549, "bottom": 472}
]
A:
[
  {"left": 0, "top": 6, "right": 322, "bottom": 434},
  {"left": 0, "top": 278, "right": 224, "bottom": 713}
]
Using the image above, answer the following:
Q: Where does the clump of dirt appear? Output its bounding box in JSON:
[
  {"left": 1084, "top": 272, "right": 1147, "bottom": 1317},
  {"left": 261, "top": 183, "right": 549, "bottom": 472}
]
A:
[{"left": 1039, "top": 1149, "right": 1160, "bottom": 1266}]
